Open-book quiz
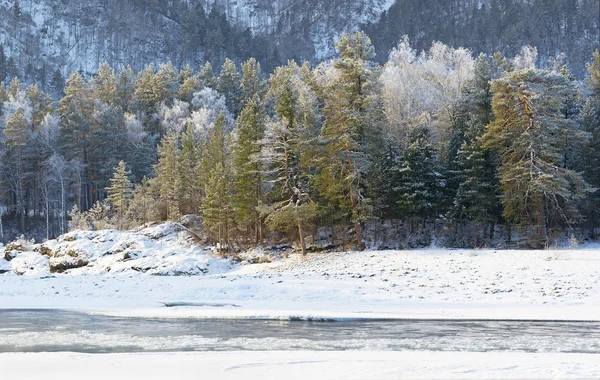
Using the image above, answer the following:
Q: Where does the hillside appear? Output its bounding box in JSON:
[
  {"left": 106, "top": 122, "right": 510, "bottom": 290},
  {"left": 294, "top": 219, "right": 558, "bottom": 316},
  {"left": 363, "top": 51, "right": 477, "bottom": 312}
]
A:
[{"left": 0, "top": 0, "right": 598, "bottom": 87}]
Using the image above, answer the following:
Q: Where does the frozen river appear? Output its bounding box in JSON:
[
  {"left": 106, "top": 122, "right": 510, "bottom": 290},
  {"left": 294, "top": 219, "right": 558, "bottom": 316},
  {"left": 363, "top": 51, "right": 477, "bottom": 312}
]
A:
[{"left": 1, "top": 309, "right": 599, "bottom": 354}]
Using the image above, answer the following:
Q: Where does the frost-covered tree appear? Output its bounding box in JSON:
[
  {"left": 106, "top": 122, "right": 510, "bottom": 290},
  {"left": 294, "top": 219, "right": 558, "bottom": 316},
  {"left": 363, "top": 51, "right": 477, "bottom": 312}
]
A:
[
  {"left": 513, "top": 46, "right": 538, "bottom": 71},
  {"left": 43, "top": 153, "right": 71, "bottom": 235},
  {"left": 380, "top": 37, "right": 474, "bottom": 154},
  {"left": 158, "top": 99, "right": 190, "bottom": 136}
]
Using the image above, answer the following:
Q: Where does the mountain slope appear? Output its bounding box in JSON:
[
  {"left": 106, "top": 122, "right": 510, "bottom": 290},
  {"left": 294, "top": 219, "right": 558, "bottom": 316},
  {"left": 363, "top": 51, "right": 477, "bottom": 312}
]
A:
[{"left": 0, "top": 0, "right": 598, "bottom": 87}]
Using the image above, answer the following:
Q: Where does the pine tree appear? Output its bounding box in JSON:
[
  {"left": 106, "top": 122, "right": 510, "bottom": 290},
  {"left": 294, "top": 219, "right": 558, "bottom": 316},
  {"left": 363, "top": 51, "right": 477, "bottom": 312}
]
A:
[
  {"left": 26, "top": 85, "right": 52, "bottom": 131},
  {"left": 179, "top": 124, "right": 201, "bottom": 215},
  {"left": 200, "top": 112, "right": 234, "bottom": 247},
  {"left": 233, "top": 95, "right": 265, "bottom": 243},
  {"left": 179, "top": 66, "right": 201, "bottom": 103},
  {"left": 217, "top": 58, "right": 242, "bottom": 116},
  {"left": 128, "top": 176, "right": 155, "bottom": 226},
  {"left": 317, "top": 32, "right": 384, "bottom": 250},
  {"left": 199, "top": 61, "right": 217, "bottom": 89},
  {"left": 482, "top": 69, "right": 594, "bottom": 246},
  {"left": 240, "top": 58, "right": 266, "bottom": 105},
  {"left": 92, "top": 63, "right": 117, "bottom": 106},
  {"left": 106, "top": 161, "right": 133, "bottom": 230},
  {"left": 3, "top": 107, "right": 30, "bottom": 232},
  {"left": 259, "top": 61, "right": 319, "bottom": 254},
  {"left": 202, "top": 163, "right": 234, "bottom": 249},
  {"left": 58, "top": 71, "right": 95, "bottom": 210},
  {"left": 154, "top": 134, "right": 181, "bottom": 221}
]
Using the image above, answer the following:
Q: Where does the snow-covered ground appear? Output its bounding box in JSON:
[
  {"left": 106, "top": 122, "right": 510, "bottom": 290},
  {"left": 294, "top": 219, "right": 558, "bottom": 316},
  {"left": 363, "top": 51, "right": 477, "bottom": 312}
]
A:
[
  {"left": 2, "top": 223, "right": 600, "bottom": 378},
  {"left": 1, "top": 224, "right": 600, "bottom": 320},
  {"left": 2, "top": 351, "right": 599, "bottom": 379}
]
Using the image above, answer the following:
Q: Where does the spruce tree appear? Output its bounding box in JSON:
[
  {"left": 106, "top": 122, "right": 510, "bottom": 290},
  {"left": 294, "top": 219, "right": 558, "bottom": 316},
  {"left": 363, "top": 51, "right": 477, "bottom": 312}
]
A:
[
  {"left": 395, "top": 126, "right": 445, "bottom": 228},
  {"left": 106, "top": 161, "right": 133, "bottom": 230},
  {"left": 12, "top": 0, "right": 21, "bottom": 20},
  {"left": 451, "top": 53, "right": 505, "bottom": 241},
  {"left": 116, "top": 66, "right": 134, "bottom": 111},
  {"left": 452, "top": 121, "right": 503, "bottom": 241}
]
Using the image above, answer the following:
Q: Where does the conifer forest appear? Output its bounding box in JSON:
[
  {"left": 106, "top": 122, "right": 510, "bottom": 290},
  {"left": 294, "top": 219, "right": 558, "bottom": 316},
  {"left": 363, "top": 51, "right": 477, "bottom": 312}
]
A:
[{"left": 2, "top": 29, "right": 600, "bottom": 250}]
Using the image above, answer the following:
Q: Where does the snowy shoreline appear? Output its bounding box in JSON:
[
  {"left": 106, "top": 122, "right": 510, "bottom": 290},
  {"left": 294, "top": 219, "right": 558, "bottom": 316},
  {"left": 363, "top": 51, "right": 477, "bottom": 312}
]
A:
[
  {"left": 2, "top": 223, "right": 600, "bottom": 321},
  {"left": 2, "top": 247, "right": 600, "bottom": 321},
  {"left": 1, "top": 351, "right": 599, "bottom": 379}
]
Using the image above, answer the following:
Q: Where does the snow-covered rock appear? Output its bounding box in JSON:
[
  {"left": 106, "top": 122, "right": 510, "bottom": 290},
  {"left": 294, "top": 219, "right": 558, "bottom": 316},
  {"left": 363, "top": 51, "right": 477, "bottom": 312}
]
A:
[
  {"left": 0, "top": 223, "right": 234, "bottom": 277},
  {"left": 10, "top": 252, "right": 50, "bottom": 277}
]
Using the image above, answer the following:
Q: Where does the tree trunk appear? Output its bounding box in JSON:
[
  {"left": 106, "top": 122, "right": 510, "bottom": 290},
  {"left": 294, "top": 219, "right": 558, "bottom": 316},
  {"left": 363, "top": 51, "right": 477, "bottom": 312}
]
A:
[
  {"left": 297, "top": 219, "right": 306, "bottom": 256},
  {"left": 60, "top": 177, "right": 66, "bottom": 235},
  {"left": 331, "top": 226, "right": 335, "bottom": 246},
  {"left": 353, "top": 210, "right": 365, "bottom": 251},
  {"left": 536, "top": 193, "right": 548, "bottom": 247},
  {"left": 45, "top": 187, "right": 50, "bottom": 240},
  {"left": 0, "top": 209, "right": 4, "bottom": 241}
]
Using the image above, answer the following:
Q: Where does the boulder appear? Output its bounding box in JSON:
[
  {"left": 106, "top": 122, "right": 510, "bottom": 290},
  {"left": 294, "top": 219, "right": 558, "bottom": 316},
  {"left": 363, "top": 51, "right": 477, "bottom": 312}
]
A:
[{"left": 49, "top": 249, "right": 89, "bottom": 273}]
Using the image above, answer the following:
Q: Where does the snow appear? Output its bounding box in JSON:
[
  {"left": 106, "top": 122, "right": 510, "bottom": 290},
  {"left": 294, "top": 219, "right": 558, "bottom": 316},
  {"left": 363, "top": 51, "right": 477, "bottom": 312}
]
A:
[
  {"left": 2, "top": 223, "right": 600, "bottom": 377},
  {"left": 1, "top": 351, "right": 599, "bottom": 379},
  {"left": 1, "top": 225, "right": 600, "bottom": 321}
]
